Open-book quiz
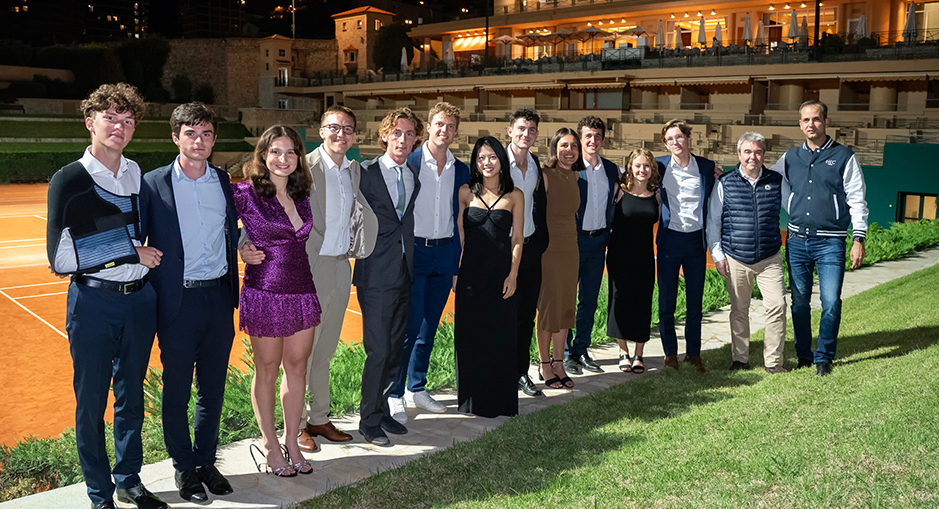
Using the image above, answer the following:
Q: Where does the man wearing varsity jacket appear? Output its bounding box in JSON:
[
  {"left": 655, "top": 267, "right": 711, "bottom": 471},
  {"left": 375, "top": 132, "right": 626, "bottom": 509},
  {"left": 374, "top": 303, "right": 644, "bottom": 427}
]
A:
[{"left": 770, "top": 99, "right": 868, "bottom": 377}]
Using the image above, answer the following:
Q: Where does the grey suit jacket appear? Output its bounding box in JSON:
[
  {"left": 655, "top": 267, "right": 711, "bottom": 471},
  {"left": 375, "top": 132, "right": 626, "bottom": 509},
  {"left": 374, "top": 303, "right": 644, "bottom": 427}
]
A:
[{"left": 304, "top": 148, "right": 378, "bottom": 268}]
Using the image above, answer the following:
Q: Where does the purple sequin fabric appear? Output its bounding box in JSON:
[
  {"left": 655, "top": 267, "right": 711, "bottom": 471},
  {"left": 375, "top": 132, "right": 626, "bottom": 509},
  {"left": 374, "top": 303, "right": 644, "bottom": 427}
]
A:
[{"left": 232, "top": 181, "right": 321, "bottom": 337}]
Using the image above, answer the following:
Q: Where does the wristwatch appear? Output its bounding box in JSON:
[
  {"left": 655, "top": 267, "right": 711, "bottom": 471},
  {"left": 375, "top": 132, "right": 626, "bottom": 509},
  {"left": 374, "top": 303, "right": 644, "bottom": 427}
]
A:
[{"left": 853, "top": 236, "right": 865, "bottom": 245}]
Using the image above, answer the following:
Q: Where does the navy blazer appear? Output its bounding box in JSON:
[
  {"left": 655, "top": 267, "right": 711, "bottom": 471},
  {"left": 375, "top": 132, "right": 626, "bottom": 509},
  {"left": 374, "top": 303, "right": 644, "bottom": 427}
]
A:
[
  {"left": 352, "top": 156, "right": 422, "bottom": 290},
  {"left": 655, "top": 154, "right": 716, "bottom": 246},
  {"left": 574, "top": 156, "right": 620, "bottom": 233},
  {"left": 406, "top": 147, "right": 470, "bottom": 275},
  {"left": 141, "top": 163, "right": 240, "bottom": 329}
]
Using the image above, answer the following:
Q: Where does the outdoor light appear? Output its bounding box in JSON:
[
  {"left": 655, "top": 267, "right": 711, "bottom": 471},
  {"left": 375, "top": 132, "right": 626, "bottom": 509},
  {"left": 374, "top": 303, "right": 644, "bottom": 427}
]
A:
[
  {"left": 610, "top": 20, "right": 614, "bottom": 24},
  {"left": 671, "top": 13, "right": 675, "bottom": 18},
  {"left": 711, "top": 9, "right": 716, "bottom": 15},
  {"left": 785, "top": 3, "right": 790, "bottom": 8},
  {"left": 684, "top": 12, "right": 689, "bottom": 17},
  {"left": 697, "top": 11, "right": 702, "bottom": 16},
  {"left": 621, "top": 18, "right": 626, "bottom": 23},
  {"left": 769, "top": 4, "right": 775, "bottom": 10},
  {"left": 587, "top": 22, "right": 592, "bottom": 26},
  {"left": 598, "top": 21, "right": 603, "bottom": 25}
]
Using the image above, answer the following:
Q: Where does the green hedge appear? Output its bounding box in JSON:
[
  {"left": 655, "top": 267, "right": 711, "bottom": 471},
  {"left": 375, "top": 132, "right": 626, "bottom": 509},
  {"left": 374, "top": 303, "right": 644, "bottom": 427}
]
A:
[{"left": 0, "top": 121, "right": 250, "bottom": 139}]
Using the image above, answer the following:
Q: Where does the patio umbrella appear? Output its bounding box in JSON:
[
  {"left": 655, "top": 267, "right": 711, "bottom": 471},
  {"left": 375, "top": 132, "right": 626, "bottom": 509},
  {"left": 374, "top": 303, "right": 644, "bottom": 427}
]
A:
[
  {"left": 572, "top": 26, "right": 614, "bottom": 54},
  {"left": 674, "top": 25, "right": 682, "bottom": 49},
  {"left": 855, "top": 14, "right": 868, "bottom": 39},
  {"left": 756, "top": 19, "right": 766, "bottom": 46},
  {"left": 903, "top": 2, "right": 918, "bottom": 43},
  {"left": 542, "top": 28, "right": 574, "bottom": 56},
  {"left": 491, "top": 34, "right": 521, "bottom": 45},
  {"left": 800, "top": 16, "right": 809, "bottom": 45},
  {"left": 697, "top": 16, "right": 707, "bottom": 46},
  {"left": 713, "top": 21, "right": 723, "bottom": 47},
  {"left": 400, "top": 47, "right": 407, "bottom": 72},
  {"left": 742, "top": 13, "right": 753, "bottom": 44},
  {"left": 788, "top": 10, "right": 799, "bottom": 40},
  {"left": 656, "top": 20, "right": 666, "bottom": 48},
  {"left": 621, "top": 26, "right": 647, "bottom": 37}
]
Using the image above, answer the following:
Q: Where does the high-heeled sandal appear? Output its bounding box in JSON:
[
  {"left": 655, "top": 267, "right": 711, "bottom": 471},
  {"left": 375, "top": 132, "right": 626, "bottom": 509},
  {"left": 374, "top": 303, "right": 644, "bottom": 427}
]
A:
[
  {"left": 249, "top": 443, "right": 297, "bottom": 478},
  {"left": 554, "top": 359, "right": 575, "bottom": 389},
  {"left": 281, "top": 444, "right": 313, "bottom": 475},
  {"left": 538, "top": 359, "right": 562, "bottom": 389},
  {"left": 631, "top": 355, "right": 646, "bottom": 374},
  {"left": 619, "top": 354, "right": 633, "bottom": 373}
]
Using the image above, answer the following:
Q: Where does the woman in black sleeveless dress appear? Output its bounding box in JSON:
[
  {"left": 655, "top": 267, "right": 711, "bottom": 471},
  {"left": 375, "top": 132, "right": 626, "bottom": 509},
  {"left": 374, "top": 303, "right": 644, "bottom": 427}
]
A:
[
  {"left": 454, "top": 136, "right": 525, "bottom": 418},
  {"left": 607, "top": 148, "right": 661, "bottom": 374}
]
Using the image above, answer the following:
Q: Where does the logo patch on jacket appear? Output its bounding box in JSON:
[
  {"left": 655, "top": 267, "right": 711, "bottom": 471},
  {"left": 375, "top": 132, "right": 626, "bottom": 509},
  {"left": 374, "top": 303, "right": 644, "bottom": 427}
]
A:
[{"left": 825, "top": 159, "right": 837, "bottom": 166}]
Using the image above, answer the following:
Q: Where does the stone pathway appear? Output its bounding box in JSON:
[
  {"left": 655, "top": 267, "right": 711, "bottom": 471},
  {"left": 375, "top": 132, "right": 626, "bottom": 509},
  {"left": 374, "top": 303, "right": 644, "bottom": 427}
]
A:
[{"left": 6, "top": 247, "right": 939, "bottom": 509}]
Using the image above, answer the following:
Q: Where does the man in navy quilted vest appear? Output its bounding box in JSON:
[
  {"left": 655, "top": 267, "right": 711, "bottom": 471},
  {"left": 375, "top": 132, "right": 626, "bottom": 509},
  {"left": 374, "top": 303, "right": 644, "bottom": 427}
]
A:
[
  {"left": 770, "top": 100, "right": 868, "bottom": 377},
  {"left": 706, "top": 132, "right": 790, "bottom": 374}
]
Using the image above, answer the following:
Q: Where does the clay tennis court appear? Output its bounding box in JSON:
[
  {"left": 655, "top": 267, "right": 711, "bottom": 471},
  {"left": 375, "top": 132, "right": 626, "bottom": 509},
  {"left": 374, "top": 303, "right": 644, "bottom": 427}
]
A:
[{"left": 0, "top": 183, "right": 456, "bottom": 448}]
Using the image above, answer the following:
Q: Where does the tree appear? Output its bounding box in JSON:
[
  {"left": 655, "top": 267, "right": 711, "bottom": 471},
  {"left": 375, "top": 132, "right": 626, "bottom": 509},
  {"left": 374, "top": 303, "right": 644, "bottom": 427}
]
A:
[
  {"left": 71, "top": 44, "right": 125, "bottom": 97},
  {"left": 117, "top": 37, "right": 171, "bottom": 102},
  {"left": 193, "top": 84, "right": 215, "bottom": 105},
  {"left": 372, "top": 24, "right": 414, "bottom": 73}
]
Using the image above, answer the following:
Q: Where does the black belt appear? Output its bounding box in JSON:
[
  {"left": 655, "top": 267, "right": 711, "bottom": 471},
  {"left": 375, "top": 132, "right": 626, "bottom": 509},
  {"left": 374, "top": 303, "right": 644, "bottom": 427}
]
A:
[
  {"left": 415, "top": 236, "right": 453, "bottom": 247},
  {"left": 183, "top": 276, "right": 226, "bottom": 289},
  {"left": 72, "top": 275, "right": 148, "bottom": 294},
  {"left": 580, "top": 229, "right": 607, "bottom": 237}
]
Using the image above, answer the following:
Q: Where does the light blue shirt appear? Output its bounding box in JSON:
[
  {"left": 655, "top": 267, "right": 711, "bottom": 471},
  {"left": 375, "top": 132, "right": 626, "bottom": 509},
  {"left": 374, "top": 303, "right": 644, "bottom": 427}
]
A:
[{"left": 172, "top": 157, "right": 229, "bottom": 281}]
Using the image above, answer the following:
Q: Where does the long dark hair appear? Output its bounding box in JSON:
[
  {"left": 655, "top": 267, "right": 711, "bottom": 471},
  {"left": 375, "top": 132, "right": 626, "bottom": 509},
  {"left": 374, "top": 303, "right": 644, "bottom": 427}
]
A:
[
  {"left": 244, "top": 124, "right": 311, "bottom": 201},
  {"left": 545, "top": 127, "right": 586, "bottom": 173},
  {"left": 469, "top": 136, "right": 514, "bottom": 197}
]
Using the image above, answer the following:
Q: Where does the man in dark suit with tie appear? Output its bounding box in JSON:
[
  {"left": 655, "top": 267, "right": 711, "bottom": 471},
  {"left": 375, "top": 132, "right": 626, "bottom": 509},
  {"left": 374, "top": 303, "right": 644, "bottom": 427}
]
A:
[
  {"left": 353, "top": 108, "right": 423, "bottom": 445},
  {"left": 655, "top": 119, "right": 717, "bottom": 373},
  {"left": 141, "top": 102, "right": 239, "bottom": 502}
]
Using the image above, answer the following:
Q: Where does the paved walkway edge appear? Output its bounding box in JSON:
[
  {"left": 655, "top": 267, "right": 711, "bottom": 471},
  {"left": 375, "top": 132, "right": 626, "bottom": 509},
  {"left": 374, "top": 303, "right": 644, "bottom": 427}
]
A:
[{"left": 6, "top": 247, "right": 939, "bottom": 509}]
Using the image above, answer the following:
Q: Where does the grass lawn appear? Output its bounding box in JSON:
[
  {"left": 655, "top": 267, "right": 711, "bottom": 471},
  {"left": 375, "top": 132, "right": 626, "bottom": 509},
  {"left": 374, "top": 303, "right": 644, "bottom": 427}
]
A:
[{"left": 300, "top": 264, "right": 939, "bottom": 509}]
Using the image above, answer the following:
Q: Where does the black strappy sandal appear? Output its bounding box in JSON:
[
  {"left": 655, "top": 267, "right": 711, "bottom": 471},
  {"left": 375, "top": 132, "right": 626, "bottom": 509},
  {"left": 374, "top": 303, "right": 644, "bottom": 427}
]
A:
[
  {"left": 631, "top": 355, "right": 646, "bottom": 374},
  {"left": 249, "top": 443, "right": 297, "bottom": 478},
  {"left": 538, "top": 359, "right": 562, "bottom": 389}
]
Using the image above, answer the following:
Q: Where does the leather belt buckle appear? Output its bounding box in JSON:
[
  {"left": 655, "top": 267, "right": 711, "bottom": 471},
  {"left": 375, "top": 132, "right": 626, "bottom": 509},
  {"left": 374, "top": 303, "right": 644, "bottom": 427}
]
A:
[{"left": 424, "top": 238, "right": 434, "bottom": 247}]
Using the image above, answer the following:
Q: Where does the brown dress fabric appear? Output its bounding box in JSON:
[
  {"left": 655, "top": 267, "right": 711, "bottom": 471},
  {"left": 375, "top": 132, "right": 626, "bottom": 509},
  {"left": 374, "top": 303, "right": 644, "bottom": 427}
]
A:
[{"left": 536, "top": 164, "right": 581, "bottom": 332}]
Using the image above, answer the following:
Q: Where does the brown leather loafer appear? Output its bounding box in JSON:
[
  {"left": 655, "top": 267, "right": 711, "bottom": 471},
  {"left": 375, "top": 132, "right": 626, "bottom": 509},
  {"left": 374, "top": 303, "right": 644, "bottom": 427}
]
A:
[
  {"left": 305, "top": 421, "right": 353, "bottom": 443},
  {"left": 684, "top": 355, "right": 707, "bottom": 373},
  {"left": 297, "top": 429, "right": 319, "bottom": 452},
  {"left": 663, "top": 355, "right": 679, "bottom": 370}
]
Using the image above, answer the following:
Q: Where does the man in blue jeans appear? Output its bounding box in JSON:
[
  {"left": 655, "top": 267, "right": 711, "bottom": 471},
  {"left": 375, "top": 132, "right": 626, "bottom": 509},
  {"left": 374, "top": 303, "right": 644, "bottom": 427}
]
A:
[{"left": 770, "top": 99, "right": 868, "bottom": 376}]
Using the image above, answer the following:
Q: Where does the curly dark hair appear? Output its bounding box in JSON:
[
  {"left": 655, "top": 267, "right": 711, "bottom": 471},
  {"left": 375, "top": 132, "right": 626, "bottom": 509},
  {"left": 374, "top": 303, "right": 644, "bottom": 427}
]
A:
[
  {"left": 508, "top": 107, "right": 540, "bottom": 127},
  {"left": 80, "top": 82, "right": 146, "bottom": 121},
  {"left": 244, "top": 125, "right": 311, "bottom": 201}
]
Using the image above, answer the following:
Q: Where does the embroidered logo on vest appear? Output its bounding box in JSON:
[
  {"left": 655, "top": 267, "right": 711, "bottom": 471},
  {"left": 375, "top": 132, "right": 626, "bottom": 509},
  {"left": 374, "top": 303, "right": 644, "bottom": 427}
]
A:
[{"left": 825, "top": 159, "right": 837, "bottom": 166}]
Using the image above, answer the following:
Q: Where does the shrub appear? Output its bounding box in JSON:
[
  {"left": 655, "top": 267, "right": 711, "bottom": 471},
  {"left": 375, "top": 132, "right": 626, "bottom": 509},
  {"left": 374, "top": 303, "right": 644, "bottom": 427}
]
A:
[
  {"left": 172, "top": 75, "right": 193, "bottom": 103},
  {"left": 193, "top": 84, "right": 215, "bottom": 105}
]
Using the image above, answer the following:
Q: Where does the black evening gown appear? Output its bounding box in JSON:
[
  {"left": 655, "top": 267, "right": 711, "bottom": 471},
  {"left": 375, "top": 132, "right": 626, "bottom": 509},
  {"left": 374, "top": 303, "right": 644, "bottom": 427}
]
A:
[
  {"left": 607, "top": 191, "right": 659, "bottom": 342},
  {"left": 455, "top": 198, "right": 518, "bottom": 418}
]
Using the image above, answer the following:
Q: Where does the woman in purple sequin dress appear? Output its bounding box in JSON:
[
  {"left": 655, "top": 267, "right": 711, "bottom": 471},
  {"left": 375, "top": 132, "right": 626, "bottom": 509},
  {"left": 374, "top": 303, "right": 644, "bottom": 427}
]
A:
[{"left": 232, "top": 125, "right": 321, "bottom": 477}]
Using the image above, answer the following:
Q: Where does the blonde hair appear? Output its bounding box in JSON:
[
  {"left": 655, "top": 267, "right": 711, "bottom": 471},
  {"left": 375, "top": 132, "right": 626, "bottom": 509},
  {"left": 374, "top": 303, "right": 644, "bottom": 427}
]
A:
[
  {"left": 660, "top": 118, "right": 692, "bottom": 143},
  {"left": 622, "top": 148, "right": 660, "bottom": 193},
  {"left": 427, "top": 102, "right": 461, "bottom": 129}
]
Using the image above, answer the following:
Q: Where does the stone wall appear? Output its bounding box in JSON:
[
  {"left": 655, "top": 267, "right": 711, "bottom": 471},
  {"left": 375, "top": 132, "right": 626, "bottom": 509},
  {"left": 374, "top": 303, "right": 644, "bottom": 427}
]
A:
[
  {"left": 291, "top": 40, "right": 339, "bottom": 78},
  {"left": 162, "top": 38, "right": 260, "bottom": 109}
]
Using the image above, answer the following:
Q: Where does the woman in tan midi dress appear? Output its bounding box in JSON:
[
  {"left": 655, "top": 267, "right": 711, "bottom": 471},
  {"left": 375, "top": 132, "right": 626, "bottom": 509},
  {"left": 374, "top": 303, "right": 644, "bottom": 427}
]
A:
[{"left": 535, "top": 128, "right": 583, "bottom": 389}]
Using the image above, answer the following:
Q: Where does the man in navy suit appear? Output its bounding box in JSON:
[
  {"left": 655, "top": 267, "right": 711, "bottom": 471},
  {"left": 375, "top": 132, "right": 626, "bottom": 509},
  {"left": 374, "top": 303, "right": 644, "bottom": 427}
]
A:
[
  {"left": 353, "top": 108, "right": 423, "bottom": 445},
  {"left": 564, "top": 116, "right": 620, "bottom": 376},
  {"left": 656, "top": 119, "right": 717, "bottom": 372},
  {"left": 141, "top": 103, "right": 239, "bottom": 502},
  {"left": 388, "top": 102, "right": 470, "bottom": 422}
]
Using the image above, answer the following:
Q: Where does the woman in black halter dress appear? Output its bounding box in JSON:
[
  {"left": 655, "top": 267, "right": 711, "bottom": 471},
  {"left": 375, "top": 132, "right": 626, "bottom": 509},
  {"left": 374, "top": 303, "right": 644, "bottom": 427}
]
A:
[{"left": 454, "top": 136, "right": 525, "bottom": 418}]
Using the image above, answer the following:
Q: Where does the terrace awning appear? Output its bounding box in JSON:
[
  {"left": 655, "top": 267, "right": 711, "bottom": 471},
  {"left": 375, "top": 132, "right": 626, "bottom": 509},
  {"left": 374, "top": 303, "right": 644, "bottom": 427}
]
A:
[
  {"left": 483, "top": 83, "right": 565, "bottom": 91},
  {"left": 567, "top": 82, "right": 627, "bottom": 89}
]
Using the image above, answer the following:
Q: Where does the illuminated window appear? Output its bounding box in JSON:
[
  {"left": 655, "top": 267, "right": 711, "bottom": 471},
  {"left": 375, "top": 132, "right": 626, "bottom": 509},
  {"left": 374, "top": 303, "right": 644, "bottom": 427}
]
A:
[
  {"left": 901, "top": 193, "right": 938, "bottom": 222},
  {"left": 375, "top": 19, "right": 382, "bottom": 30},
  {"left": 357, "top": 20, "right": 362, "bottom": 29},
  {"left": 88, "top": 5, "right": 93, "bottom": 12}
]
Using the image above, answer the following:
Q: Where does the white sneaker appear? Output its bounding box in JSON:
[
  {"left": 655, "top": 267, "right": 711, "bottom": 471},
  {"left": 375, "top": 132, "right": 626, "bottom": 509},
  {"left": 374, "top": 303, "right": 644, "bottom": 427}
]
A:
[
  {"left": 388, "top": 396, "right": 407, "bottom": 424},
  {"left": 407, "top": 390, "right": 446, "bottom": 413}
]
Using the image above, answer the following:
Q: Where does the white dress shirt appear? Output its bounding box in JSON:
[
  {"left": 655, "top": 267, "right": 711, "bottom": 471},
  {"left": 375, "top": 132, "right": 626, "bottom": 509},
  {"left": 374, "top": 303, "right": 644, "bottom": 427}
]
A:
[
  {"left": 318, "top": 145, "right": 355, "bottom": 256},
  {"left": 171, "top": 157, "right": 228, "bottom": 281},
  {"left": 661, "top": 156, "right": 704, "bottom": 232},
  {"left": 379, "top": 153, "right": 415, "bottom": 210},
  {"left": 581, "top": 156, "right": 610, "bottom": 231},
  {"left": 413, "top": 142, "right": 455, "bottom": 240},
  {"left": 53, "top": 147, "right": 148, "bottom": 281},
  {"left": 508, "top": 147, "right": 538, "bottom": 238}
]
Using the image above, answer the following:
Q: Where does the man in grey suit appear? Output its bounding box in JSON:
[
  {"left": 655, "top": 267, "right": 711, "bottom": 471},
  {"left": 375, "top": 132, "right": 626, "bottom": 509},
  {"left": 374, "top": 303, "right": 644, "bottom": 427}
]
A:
[
  {"left": 353, "top": 108, "right": 423, "bottom": 445},
  {"left": 240, "top": 105, "right": 378, "bottom": 451}
]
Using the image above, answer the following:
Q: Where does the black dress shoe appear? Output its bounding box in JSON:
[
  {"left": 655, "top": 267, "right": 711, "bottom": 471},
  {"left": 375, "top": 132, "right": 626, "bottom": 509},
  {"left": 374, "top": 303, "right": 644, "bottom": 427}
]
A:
[
  {"left": 816, "top": 362, "right": 832, "bottom": 376},
  {"left": 518, "top": 374, "right": 544, "bottom": 396},
  {"left": 195, "top": 464, "right": 233, "bottom": 496},
  {"left": 175, "top": 469, "right": 208, "bottom": 503},
  {"left": 92, "top": 502, "right": 116, "bottom": 509},
  {"left": 380, "top": 415, "right": 408, "bottom": 435},
  {"left": 729, "top": 361, "right": 751, "bottom": 371},
  {"left": 563, "top": 354, "right": 583, "bottom": 375},
  {"left": 359, "top": 424, "right": 391, "bottom": 446},
  {"left": 579, "top": 353, "right": 603, "bottom": 373},
  {"left": 796, "top": 358, "right": 814, "bottom": 369},
  {"left": 115, "top": 483, "right": 168, "bottom": 509}
]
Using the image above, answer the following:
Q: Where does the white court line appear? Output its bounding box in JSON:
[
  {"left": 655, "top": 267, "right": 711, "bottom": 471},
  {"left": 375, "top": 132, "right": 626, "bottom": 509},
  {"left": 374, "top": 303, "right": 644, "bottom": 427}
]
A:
[
  {"left": 0, "top": 289, "right": 67, "bottom": 339},
  {"left": 0, "top": 238, "right": 45, "bottom": 243},
  {"left": 17, "top": 291, "right": 68, "bottom": 299},
  {"left": 0, "top": 281, "right": 68, "bottom": 291},
  {"left": 0, "top": 214, "right": 47, "bottom": 219},
  {"left": 346, "top": 309, "right": 362, "bottom": 315},
  {"left": 34, "top": 215, "right": 47, "bottom": 221},
  {"left": 0, "top": 243, "right": 45, "bottom": 250},
  {"left": 0, "top": 263, "right": 48, "bottom": 269}
]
